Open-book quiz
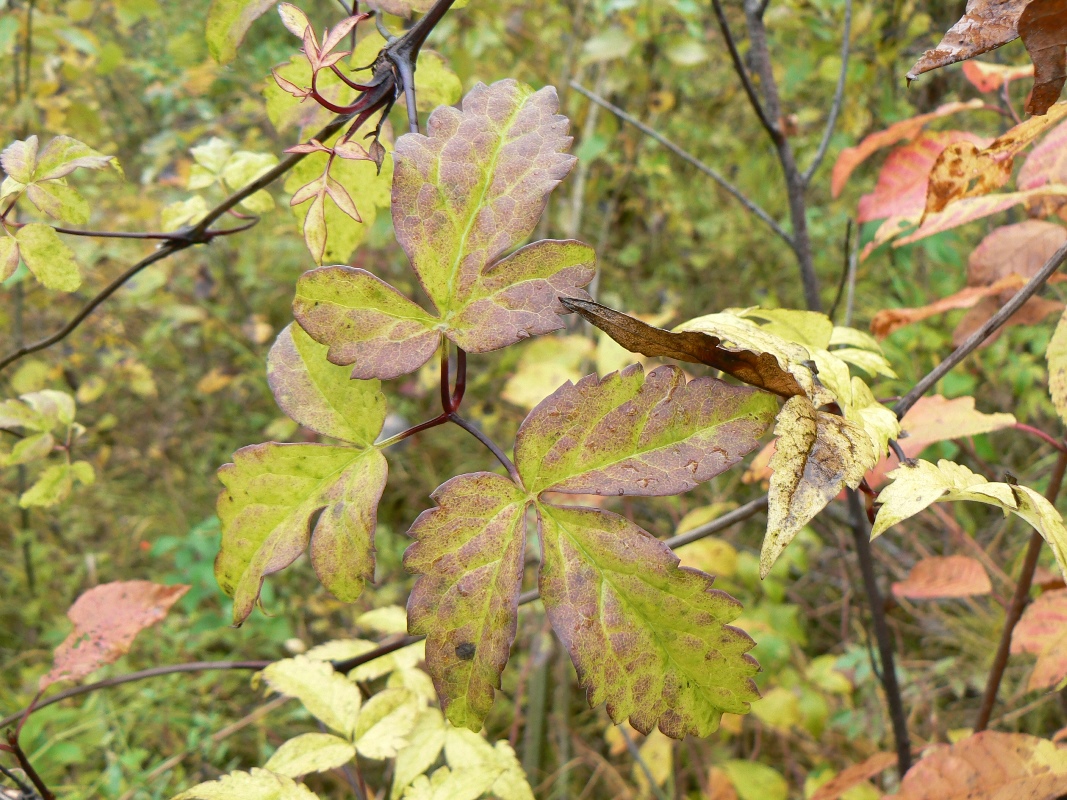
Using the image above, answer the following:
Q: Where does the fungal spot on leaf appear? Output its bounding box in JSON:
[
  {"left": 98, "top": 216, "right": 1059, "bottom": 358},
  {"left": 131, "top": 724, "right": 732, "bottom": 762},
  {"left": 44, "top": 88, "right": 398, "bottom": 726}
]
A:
[{"left": 456, "top": 642, "right": 476, "bottom": 660}]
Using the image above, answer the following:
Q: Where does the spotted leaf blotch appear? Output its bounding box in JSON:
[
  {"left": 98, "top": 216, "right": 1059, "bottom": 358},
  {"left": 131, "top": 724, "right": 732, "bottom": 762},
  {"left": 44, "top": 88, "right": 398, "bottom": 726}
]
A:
[
  {"left": 404, "top": 473, "right": 529, "bottom": 731},
  {"left": 294, "top": 79, "right": 595, "bottom": 380},
  {"left": 216, "top": 325, "right": 388, "bottom": 624}
]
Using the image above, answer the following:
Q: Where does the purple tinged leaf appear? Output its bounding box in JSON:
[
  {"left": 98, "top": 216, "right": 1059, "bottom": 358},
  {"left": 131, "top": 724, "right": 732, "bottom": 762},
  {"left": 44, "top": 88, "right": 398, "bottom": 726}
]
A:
[
  {"left": 290, "top": 177, "right": 324, "bottom": 206},
  {"left": 537, "top": 503, "right": 760, "bottom": 738},
  {"left": 1, "top": 136, "right": 39, "bottom": 183},
  {"left": 515, "top": 365, "right": 777, "bottom": 496},
  {"left": 303, "top": 191, "right": 328, "bottom": 263},
  {"left": 33, "top": 135, "right": 114, "bottom": 181},
  {"left": 216, "top": 443, "right": 387, "bottom": 624},
  {"left": 321, "top": 15, "right": 364, "bottom": 56},
  {"left": 302, "top": 25, "right": 321, "bottom": 68},
  {"left": 333, "top": 140, "right": 371, "bottom": 160},
  {"left": 405, "top": 472, "right": 529, "bottom": 730},
  {"left": 278, "top": 2, "right": 311, "bottom": 37},
  {"left": 317, "top": 50, "right": 350, "bottom": 70},
  {"left": 285, "top": 139, "right": 331, "bottom": 155},
  {"left": 267, "top": 323, "right": 386, "bottom": 444},
  {"left": 295, "top": 267, "right": 440, "bottom": 380},
  {"left": 273, "top": 68, "right": 311, "bottom": 99},
  {"left": 325, "top": 175, "right": 362, "bottom": 222}
]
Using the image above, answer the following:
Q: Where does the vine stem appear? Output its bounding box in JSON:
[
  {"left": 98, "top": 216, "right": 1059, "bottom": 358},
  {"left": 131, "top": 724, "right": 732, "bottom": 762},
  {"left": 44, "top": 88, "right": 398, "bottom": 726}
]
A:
[
  {"left": 3, "top": 730, "right": 53, "bottom": 800},
  {"left": 847, "top": 489, "right": 911, "bottom": 777},
  {"left": 974, "top": 447, "right": 1067, "bottom": 731},
  {"left": 2, "top": 496, "right": 772, "bottom": 728}
]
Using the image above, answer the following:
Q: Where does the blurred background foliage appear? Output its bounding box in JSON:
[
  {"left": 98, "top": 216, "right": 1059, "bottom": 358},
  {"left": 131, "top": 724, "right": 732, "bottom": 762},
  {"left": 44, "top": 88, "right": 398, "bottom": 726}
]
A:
[{"left": 2, "top": 0, "right": 1065, "bottom": 797}]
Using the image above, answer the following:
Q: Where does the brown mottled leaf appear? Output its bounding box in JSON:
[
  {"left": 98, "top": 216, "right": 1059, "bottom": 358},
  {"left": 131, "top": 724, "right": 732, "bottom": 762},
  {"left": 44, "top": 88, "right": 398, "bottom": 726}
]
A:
[
  {"left": 830, "top": 100, "right": 986, "bottom": 197},
  {"left": 216, "top": 443, "right": 387, "bottom": 624},
  {"left": 891, "top": 555, "right": 993, "bottom": 600},
  {"left": 762, "top": 396, "right": 875, "bottom": 578},
  {"left": 560, "top": 298, "right": 807, "bottom": 399},
  {"left": 906, "top": 0, "right": 1029, "bottom": 82},
  {"left": 1011, "top": 589, "right": 1067, "bottom": 690},
  {"left": 968, "top": 220, "right": 1067, "bottom": 285},
  {"left": 405, "top": 473, "right": 528, "bottom": 731},
  {"left": 857, "top": 132, "right": 990, "bottom": 223},
  {"left": 537, "top": 502, "right": 760, "bottom": 738},
  {"left": 294, "top": 80, "right": 593, "bottom": 379},
  {"left": 41, "top": 581, "right": 189, "bottom": 690},
  {"left": 1020, "top": 0, "right": 1067, "bottom": 114},
  {"left": 885, "top": 731, "right": 1067, "bottom": 799},
  {"left": 514, "top": 364, "right": 777, "bottom": 496},
  {"left": 924, "top": 105, "right": 1067, "bottom": 216},
  {"left": 810, "top": 752, "right": 896, "bottom": 800}
]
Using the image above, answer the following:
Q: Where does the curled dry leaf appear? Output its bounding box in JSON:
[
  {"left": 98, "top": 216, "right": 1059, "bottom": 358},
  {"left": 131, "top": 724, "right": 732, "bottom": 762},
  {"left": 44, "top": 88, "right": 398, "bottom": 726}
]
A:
[
  {"left": 885, "top": 730, "right": 1067, "bottom": 799},
  {"left": 1011, "top": 588, "right": 1067, "bottom": 691},
  {"left": 1020, "top": 0, "right": 1067, "bottom": 114},
  {"left": 906, "top": 0, "right": 1029, "bottom": 82},
  {"left": 891, "top": 555, "right": 992, "bottom": 600},
  {"left": 560, "top": 298, "right": 807, "bottom": 399},
  {"left": 41, "top": 580, "right": 189, "bottom": 690}
]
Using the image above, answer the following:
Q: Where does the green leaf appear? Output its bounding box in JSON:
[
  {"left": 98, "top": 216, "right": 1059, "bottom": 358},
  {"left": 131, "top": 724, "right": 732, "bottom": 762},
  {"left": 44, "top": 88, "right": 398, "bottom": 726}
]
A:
[
  {"left": 1049, "top": 308, "right": 1067, "bottom": 425},
  {"left": 762, "top": 395, "right": 875, "bottom": 578},
  {"left": 205, "top": 0, "right": 275, "bottom": 63},
  {"left": 16, "top": 223, "right": 81, "bottom": 291},
  {"left": 21, "top": 390, "right": 76, "bottom": 429},
  {"left": 405, "top": 473, "right": 529, "bottom": 730},
  {"left": 294, "top": 269, "right": 439, "bottom": 381},
  {"left": 537, "top": 503, "right": 759, "bottom": 737},
  {"left": 216, "top": 443, "right": 388, "bottom": 624},
  {"left": 172, "top": 767, "right": 321, "bottom": 800},
  {"left": 32, "top": 135, "right": 114, "bottom": 180},
  {"left": 514, "top": 364, "right": 776, "bottom": 496},
  {"left": 71, "top": 460, "right": 96, "bottom": 485},
  {"left": 191, "top": 137, "right": 233, "bottom": 173},
  {"left": 352, "top": 687, "right": 420, "bottom": 759},
  {"left": 26, "top": 181, "right": 90, "bottom": 224},
  {"left": 872, "top": 459, "right": 1067, "bottom": 581},
  {"left": 738, "top": 307, "right": 834, "bottom": 350},
  {"left": 222, "top": 150, "right": 278, "bottom": 213},
  {"left": 260, "top": 656, "right": 363, "bottom": 737},
  {"left": 442, "top": 726, "right": 534, "bottom": 800},
  {"left": 161, "top": 195, "right": 209, "bottom": 232},
  {"left": 20, "top": 462, "right": 73, "bottom": 508},
  {"left": 3, "top": 431, "right": 54, "bottom": 466},
  {"left": 295, "top": 80, "right": 594, "bottom": 379},
  {"left": 720, "top": 760, "right": 788, "bottom": 800},
  {"left": 264, "top": 732, "right": 356, "bottom": 778},
  {"left": 392, "top": 708, "right": 447, "bottom": 800},
  {"left": 267, "top": 324, "right": 387, "bottom": 444}
]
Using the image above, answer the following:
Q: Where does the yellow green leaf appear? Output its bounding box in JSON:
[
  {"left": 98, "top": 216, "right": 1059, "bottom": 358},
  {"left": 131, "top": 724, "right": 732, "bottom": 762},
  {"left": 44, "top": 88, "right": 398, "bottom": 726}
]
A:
[
  {"left": 260, "top": 656, "right": 362, "bottom": 737},
  {"left": 352, "top": 687, "right": 420, "bottom": 759},
  {"left": 264, "top": 732, "right": 356, "bottom": 778},
  {"left": 171, "top": 767, "right": 321, "bottom": 800},
  {"left": 20, "top": 462, "right": 74, "bottom": 508},
  {"left": 205, "top": 0, "right": 275, "bottom": 63},
  {"left": 1049, "top": 307, "right": 1067, "bottom": 425},
  {"left": 392, "top": 708, "right": 447, "bottom": 800},
  {"left": 16, "top": 223, "right": 81, "bottom": 291}
]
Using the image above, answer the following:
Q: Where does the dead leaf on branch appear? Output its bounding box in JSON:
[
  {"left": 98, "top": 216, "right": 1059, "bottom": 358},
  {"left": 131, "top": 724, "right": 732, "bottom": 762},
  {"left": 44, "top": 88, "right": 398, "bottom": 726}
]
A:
[
  {"left": 1011, "top": 588, "right": 1067, "bottom": 690},
  {"left": 560, "top": 298, "right": 807, "bottom": 399},
  {"left": 809, "top": 752, "right": 896, "bottom": 800},
  {"left": 41, "top": 581, "right": 189, "bottom": 690},
  {"left": 1020, "top": 0, "right": 1067, "bottom": 114},
  {"left": 906, "top": 0, "right": 1030, "bottom": 81},
  {"left": 891, "top": 555, "right": 993, "bottom": 600}
]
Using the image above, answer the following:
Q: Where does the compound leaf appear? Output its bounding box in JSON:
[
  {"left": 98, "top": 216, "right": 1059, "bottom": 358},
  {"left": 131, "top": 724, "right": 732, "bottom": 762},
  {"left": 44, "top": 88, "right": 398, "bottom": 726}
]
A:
[
  {"left": 264, "top": 732, "right": 356, "bottom": 778},
  {"left": 537, "top": 503, "right": 759, "bottom": 738},
  {"left": 16, "top": 222, "right": 80, "bottom": 292},
  {"left": 873, "top": 459, "right": 1067, "bottom": 581},
  {"left": 261, "top": 655, "right": 363, "bottom": 737},
  {"left": 352, "top": 687, "right": 420, "bottom": 759},
  {"left": 26, "top": 180, "right": 89, "bottom": 224},
  {"left": 405, "top": 473, "right": 529, "bottom": 731},
  {"left": 172, "top": 768, "right": 321, "bottom": 800},
  {"left": 762, "top": 396, "right": 875, "bottom": 578},
  {"left": 514, "top": 364, "right": 776, "bottom": 496},
  {"left": 392, "top": 708, "right": 447, "bottom": 800},
  {"left": 267, "top": 323, "right": 386, "bottom": 444},
  {"left": 217, "top": 443, "right": 387, "bottom": 624}
]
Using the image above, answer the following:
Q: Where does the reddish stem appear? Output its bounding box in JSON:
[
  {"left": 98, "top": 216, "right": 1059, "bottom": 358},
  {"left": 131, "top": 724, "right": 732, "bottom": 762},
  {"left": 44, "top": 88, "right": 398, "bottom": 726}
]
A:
[{"left": 1013, "top": 423, "right": 1067, "bottom": 453}]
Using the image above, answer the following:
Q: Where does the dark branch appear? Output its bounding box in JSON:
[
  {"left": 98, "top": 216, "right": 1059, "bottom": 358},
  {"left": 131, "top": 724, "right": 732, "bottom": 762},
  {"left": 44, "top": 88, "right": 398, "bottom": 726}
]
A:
[
  {"left": 894, "top": 239, "right": 1067, "bottom": 419},
  {"left": 709, "top": 0, "right": 780, "bottom": 142}
]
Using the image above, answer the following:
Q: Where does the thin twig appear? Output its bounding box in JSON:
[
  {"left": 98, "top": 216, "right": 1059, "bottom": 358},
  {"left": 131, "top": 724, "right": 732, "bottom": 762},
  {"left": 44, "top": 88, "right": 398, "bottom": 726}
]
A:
[
  {"left": 802, "top": 0, "right": 852, "bottom": 184},
  {"left": 974, "top": 447, "right": 1067, "bottom": 731},
  {"left": 0, "top": 763, "right": 34, "bottom": 797},
  {"left": 448, "top": 412, "right": 522, "bottom": 485},
  {"left": 894, "top": 240, "right": 1067, "bottom": 419},
  {"left": 1013, "top": 422, "right": 1067, "bottom": 453},
  {"left": 709, "top": 0, "right": 780, "bottom": 142},
  {"left": 3, "top": 497, "right": 772, "bottom": 727},
  {"left": 4, "top": 731, "right": 52, "bottom": 800},
  {"left": 619, "top": 726, "right": 670, "bottom": 800},
  {"left": 847, "top": 489, "right": 911, "bottom": 777},
  {"left": 569, "top": 81, "right": 794, "bottom": 248}
]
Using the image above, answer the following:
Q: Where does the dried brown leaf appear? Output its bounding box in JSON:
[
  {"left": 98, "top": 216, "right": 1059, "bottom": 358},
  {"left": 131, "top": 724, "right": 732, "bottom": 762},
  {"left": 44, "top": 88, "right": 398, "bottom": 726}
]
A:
[
  {"left": 891, "top": 555, "right": 993, "bottom": 599},
  {"left": 1020, "top": 0, "right": 1067, "bottom": 114},
  {"left": 907, "top": 0, "right": 1029, "bottom": 81}
]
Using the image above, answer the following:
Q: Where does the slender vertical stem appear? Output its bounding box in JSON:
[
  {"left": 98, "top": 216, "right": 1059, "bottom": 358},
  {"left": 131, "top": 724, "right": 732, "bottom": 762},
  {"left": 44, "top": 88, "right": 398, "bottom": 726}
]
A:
[
  {"left": 5, "top": 731, "right": 53, "bottom": 800},
  {"left": 975, "top": 447, "right": 1067, "bottom": 731},
  {"left": 847, "top": 490, "right": 911, "bottom": 777}
]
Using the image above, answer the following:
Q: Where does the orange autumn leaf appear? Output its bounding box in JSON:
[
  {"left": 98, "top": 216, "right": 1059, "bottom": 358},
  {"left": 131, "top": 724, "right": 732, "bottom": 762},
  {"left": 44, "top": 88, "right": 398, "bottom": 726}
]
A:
[
  {"left": 963, "top": 60, "right": 1036, "bottom": 92},
  {"left": 830, "top": 100, "right": 986, "bottom": 197},
  {"left": 891, "top": 555, "right": 992, "bottom": 600},
  {"left": 40, "top": 580, "right": 189, "bottom": 691},
  {"left": 886, "top": 731, "right": 1067, "bottom": 799},
  {"left": 1011, "top": 588, "right": 1067, "bottom": 691},
  {"left": 810, "top": 752, "right": 896, "bottom": 800}
]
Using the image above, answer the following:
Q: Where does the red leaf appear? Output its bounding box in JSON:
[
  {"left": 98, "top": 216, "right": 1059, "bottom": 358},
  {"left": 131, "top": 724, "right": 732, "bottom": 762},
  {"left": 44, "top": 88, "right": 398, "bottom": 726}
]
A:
[
  {"left": 40, "top": 581, "right": 189, "bottom": 690},
  {"left": 963, "top": 60, "right": 1036, "bottom": 92},
  {"left": 891, "top": 556, "right": 992, "bottom": 600}
]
